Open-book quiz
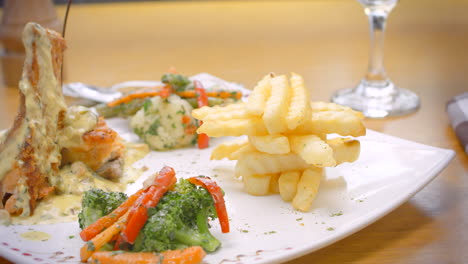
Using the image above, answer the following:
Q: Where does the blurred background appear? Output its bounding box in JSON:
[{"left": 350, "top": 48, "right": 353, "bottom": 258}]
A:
[
  {"left": 1, "top": 0, "right": 171, "bottom": 5},
  {"left": 0, "top": 1, "right": 467, "bottom": 264}
]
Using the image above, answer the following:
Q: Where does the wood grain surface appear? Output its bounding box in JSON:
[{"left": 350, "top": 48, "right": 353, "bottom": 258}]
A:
[{"left": 0, "top": 1, "right": 467, "bottom": 263}]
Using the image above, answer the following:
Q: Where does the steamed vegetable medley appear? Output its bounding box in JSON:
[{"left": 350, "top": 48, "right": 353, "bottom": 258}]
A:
[
  {"left": 78, "top": 166, "right": 229, "bottom": 264},
  {"left": 131, "top": 95, "right": 198, "bottom": 150},
  {"left": 95, "top": 73, "right": 242, "bottom": 151}
]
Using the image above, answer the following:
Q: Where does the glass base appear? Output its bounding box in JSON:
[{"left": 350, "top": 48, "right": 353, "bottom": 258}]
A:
[{"left": 331, "top": 80, "right": 420, "bottom": 118}]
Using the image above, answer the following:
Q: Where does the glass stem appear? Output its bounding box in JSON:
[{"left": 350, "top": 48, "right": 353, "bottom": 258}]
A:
[{"left": 364, "top": 8, "right": 391, "bottom": 84}]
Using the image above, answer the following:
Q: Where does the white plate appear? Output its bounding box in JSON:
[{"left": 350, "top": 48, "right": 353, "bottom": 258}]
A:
[{"left": 0, "top": 121, "right": 454, "bottom": 264}]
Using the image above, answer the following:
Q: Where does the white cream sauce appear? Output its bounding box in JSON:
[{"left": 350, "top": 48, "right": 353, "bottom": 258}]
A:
[
  {"left": 59, "top": 106, "right": 99, "bottom": 149},
  {"left": 119, "top": 143, "right": 150, "bottom": 185},
  {"left": 20, "top": 231, "right": 51, "bottom": 241},
  {"left": 0, "top": 118, "right": 27, "bottom": 181},
  {"left": 8, "top": 143, "right": 150, "bottom": 225},
  {"left": 11, "top": 194, "right": 81, "bottom": 225}
]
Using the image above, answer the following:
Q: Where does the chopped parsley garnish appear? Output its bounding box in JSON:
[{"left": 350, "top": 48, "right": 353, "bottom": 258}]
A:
[
  {"left": 330, "top": 211, "right": 343, "bottom": 217},
  {"left": 87, "top": 241, "right": 96, "bottom": 251},
  {"left": 147, "top": 119, "right": 161, "bottom": 135},
  {"left": 143, "top": 99, "right": 152, "bottom": 112},
  {"left": 176, "top": 108, "right": 186, "bottom": 115}
]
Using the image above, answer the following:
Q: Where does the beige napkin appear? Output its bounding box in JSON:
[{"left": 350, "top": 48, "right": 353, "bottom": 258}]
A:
[{"left": 447, "top": 92, "right": 468, "bottom": 154}]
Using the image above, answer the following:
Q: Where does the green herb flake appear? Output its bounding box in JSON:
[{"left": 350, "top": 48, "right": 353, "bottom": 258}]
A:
[
  {"left": 68, "top": 235, "right": 75, "bottom": 239},
  {"left": 296, "top": 217, "right": 303, "bottom": 221},
  {"left": 134, "top": 127, "right": 144, "bottom": 137},
  {"left": 158, "top": 253, "right": 164, "bottom": 264},
  {"left": 110, "top": 250, "right": 126, "bottom": 256},
  {"left": 330, "top": 211, "right": 343, "bottom": 217},
  {"left": 147, "top": 119, "right": 161, "bottom": 135},
  {"left": 176, "top": 108, "right": 186, "bottom": 115},
  {"left": 327, "top": 227, "right": 335, "bottom": 231},
  {"left": 87, "top": 241, "right": 96, "bottom": 251},
  {"left": 240, "top": 229, "right": 249, "bottom": 233},
  {"left": 143, "top": 99, "right": 152, "bottom": 112}
]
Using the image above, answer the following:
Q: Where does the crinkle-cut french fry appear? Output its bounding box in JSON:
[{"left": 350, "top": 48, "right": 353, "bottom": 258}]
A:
[
  {"left": 197, "top": 118, "right": 268, "bottom": 137},
  {"left": 192, "top": 102, "right": 246, "bottom": 120},
  {"left": 327, "top": 137, "right": 361, "bottom": 164},
  {"left": 311, "top": 101, "right": 364, "bottom": 119},
  {"left": 293, "top": 110, "right": 366, "bottom": 137},
  {"left": 292, "top": 167, "right": 323, "bottom": 212},
  {"left": 289, "top": 135, "right": 336, "bottom": 167},
  {"left": 248, "top": 134, "right": 290, "bottom": 154},
  {"left": 235, "top": 151, "right": 311, "bottom": 177},
  {"left": 269, "top": 173, "right": 280, "bottom": 194},
  {"left": 246, "top": 74, "right": 272, "bottom": 116},
  {"left": 211, "top": 139, "right": 249, "bottom": 160},
  {"left": 199, "top": 106, "right": 250, "bottom": 121},
  {"left": 286, "top": 73, "right": 311, "bottom": 130},
  {"left": 263, "top": 75, "right": 290, "bottom": 134},
  {"left": 242, "top": 174, "right": 273, "bottom": 196},
  {"left": 229, "top": 143, "right": 256, "bottom": 160},
  {"left": 199, "top": 111, "right": 365, "bottom": 138},
  {"left": 200, "top": 110, "right": 365, "bottom": 138},
  {"left": 278, "top": 171, "right": 301, "bottom": 202}
]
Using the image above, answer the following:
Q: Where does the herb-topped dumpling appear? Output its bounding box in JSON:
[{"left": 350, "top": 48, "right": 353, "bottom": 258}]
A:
[{"left": 130, "top": 94, "right": 198, "bottom": 150}]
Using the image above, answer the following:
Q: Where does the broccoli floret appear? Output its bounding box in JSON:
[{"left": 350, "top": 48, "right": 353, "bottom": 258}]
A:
[
  {"left": 133, "top": 178, "right": 221, "bottom": 253},
  {"left": 78, "top": 189, "right": 128, "bottom": 229}
]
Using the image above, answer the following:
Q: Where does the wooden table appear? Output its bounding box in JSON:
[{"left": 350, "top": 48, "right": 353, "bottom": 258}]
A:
[{"left": 1, "top": 1, "right": 467, "bottom": 263}]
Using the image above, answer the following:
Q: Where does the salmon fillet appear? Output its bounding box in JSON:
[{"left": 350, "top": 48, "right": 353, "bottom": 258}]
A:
[
  {"left": 61, "top": 117, "right": 125, "bottom": 179},
  {"left": 0, "top": 23, "right": 67, "bottom": 215},
  {"left": 0, "top": 22, "right": 127, "bottom": 216}
]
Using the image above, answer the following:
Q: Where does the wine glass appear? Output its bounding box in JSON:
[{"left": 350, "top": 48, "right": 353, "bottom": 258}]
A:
[{"left": 331, "top": 0, "right": 419, "bottom": 118}]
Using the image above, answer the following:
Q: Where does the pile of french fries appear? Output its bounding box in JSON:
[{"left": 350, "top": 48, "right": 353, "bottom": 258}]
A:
[{"left": 192, "top": 73, "right": 365, "bottom": 212}]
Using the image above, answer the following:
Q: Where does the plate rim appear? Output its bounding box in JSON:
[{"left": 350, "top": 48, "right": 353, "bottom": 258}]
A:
[{"left": 266, "top": 136, "right": 455, "bottom": 264}]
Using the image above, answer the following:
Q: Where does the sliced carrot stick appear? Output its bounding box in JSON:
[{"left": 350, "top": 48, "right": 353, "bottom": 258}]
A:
[
  {"left": 160, "top": 84, "right": 172, "bottom": 99},
  {"left": 175, "top": 90, "right": 195, "bottom": 98},
  {"left": 107, "top": 90, "right": 243, "bottom": 107},
  {"left": 177, "top": 90, "right": 242, "bottom": 100},
  {"left": 80, "top": 188, "right": 146, "bottom": 242},
  {"left": 107, "top": 91, "right": 161, "bottom": 107},
  {"left": 197, "top": 133, "right": 209, "bottom": 149},
  {"left": 206, "top": 91, "right": 242, "bottom": 100},
  {"left": 181, "top": 115, "right": 191, "bottom": 124},
  {"left": 90, "top": 246, "right": 206, "bottom": 264},
  {"left": 80, "top": 211, "right": 130, "bottom": 262},
  {"left": 121, "top": 166, "right": 177, "bottom": 244},
  {"left": 193, "top": 81, "right": 210, "bottom": 149}
]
